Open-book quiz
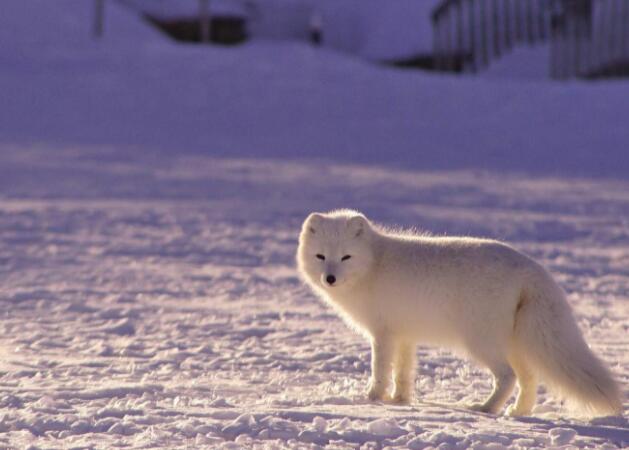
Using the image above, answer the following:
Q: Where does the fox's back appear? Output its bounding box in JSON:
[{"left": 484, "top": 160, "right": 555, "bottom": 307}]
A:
[
  {"left": 376, "top": 233, "right": 531, "bottom": 283},
  {"left": 364, "top": 234, "right": 534, "bottom": 342}
]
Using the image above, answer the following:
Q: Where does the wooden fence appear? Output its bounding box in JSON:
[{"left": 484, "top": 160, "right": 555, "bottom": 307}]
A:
[
  {"left": 584, "top": 0, "right": 629, "bottom": 78},
  {"left": 432, "top": 0, "right": 629, "bottom": 78}
]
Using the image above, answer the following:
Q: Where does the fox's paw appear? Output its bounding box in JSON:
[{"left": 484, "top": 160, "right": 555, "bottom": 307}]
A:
[
  {"left": 366, "top": 381, "right": 389, "bottom": 402},
  {"left": 389, "top": 393, "right": 412, "bottom": 405},
  {"left": 468, "top": 403, "right": 496, "bottom": 414},
  {"left": 506, "top": 404, "right": 531, "bottom": 417},
  {"left": 390, "top": 387, "right": 413, "bottom": 405},
  {"left": 367, "top": 387, "right": 387, "bottom": 402}
]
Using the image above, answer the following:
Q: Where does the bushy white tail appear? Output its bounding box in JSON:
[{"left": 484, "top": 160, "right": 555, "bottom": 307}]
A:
[{"left": 515, "top": 271, "right": 622, "bottom": 416}]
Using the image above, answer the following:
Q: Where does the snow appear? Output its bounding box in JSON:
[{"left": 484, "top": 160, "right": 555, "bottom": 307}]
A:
[
  {"left": 366, "top": 418, "right": 406, "bottom": 437},
  {"left": 0, "top": 1, "right": 628, "bottom": 449},
  {"left": 548, "top": 427, "right": 578, "bottom": 446},
  {"left": 319, "top": 0, "right": 441, "bottom": 60},
  {"left": 483, "top": 44, "right": 551, "bottom": 80},
  {"left": 123, "top": 0, "right": 440, "bottom": 58},
  {"left": 124, "top": 0, "right": 250, "bottom": 18}
]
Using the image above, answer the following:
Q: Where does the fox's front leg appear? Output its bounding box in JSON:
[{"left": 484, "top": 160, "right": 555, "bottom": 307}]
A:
[
  {"left": 367, "top": 335, "right": 394, "bottom": 401},
  {"left": 391, "top": 341, "right": 416, "bottom": 404}
]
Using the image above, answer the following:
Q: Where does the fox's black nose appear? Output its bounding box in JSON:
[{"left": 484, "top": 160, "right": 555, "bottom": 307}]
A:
[{"left": 326, "top": 275, "right": 336, "bottom": 285}]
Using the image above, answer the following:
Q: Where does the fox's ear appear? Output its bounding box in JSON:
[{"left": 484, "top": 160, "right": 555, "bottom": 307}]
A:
[
  {"left": 348, "top": 215, "right": 368, "bottom": 238},
  {"left": 305, "top": 212, "right": 324, "bottom": 234}
]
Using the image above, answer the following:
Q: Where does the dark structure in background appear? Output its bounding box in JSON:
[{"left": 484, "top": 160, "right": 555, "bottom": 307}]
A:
[
  {"left": 431, "top": 0, "right": 629, "bottom": 79},
  {"left": 116, "top": 0, "right": 248, "bottom": 45},
  {"left": 93, "top": 0, "right": 105, "bottom": 38},
  {"left": 145, "top": 14, "right": 247, "bottom": 45},
  {"left": 99, "top": 0, "right": 627, "bottom": 79},
  {"left": 309, "top": 11, "right": 323, "bottom": 46}
]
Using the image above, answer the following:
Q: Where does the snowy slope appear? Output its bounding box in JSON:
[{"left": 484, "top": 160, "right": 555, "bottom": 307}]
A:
[
  {"left": 2, "top": 1, "right": 629, "bottom": 178},
  {"left": 0, "top": 2, "right": 628, "bottom": 449},
  {"left": 121, "top": 0, "right": 439, "bottom": 58},
  {"left": 319, "top": 0, "right": 440, "bottom": 59}
]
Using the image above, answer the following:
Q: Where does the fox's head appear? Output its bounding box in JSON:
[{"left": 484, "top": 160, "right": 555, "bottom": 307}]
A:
[{"left": 297, "top": 210, "right": 376, "bottom": 292}]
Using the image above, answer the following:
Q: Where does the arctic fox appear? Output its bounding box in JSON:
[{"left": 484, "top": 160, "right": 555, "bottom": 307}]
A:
[{"left": 297, "top": 210, "right": 622, "bottom": 417}]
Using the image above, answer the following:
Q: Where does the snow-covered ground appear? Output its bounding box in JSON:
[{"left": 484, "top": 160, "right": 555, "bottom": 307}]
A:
[
  {"left": 0, "top": 1, "right": 628, "bottom": 448},
  {"left": 1, "top": 147, "right": 628, "bottom": 449}
]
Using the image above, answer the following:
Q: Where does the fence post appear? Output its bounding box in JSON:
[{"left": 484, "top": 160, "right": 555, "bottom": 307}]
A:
[
  {"left": 574, "top": 0, "right": 593, "bottom": 77},
  {"left": 492, "top": 0, "right": 501, "bottom": 58},
  {"left": 526, "top": 0, "right": 535, "bottom": 43},
  {"left": 433, "top": 10, "right": 441, "bottom": 70},
  {"left": 199, "top": 0, "right": 211, "bottom": 43},
  {"left": 562, "top": 8, "right": 571, "bottom": 78},
  {"left": 620, "top": 0, "right": 629, "bottom": 64},
  {"left": 582, "top": 0, "right": 593, "bottom": 75},
  {"left": 444, "top": 7, "right": 453, "bottom": 70},
  {"left": 93, "top": 0, "right": 104, "bottom": 39},
  {"left": 550, "top": 11, "right": 562, "bottom": 79},
  {"left": 607, "top": 0, "right": 619, "bottom": 76},
  {"left": 513, "top": 0, "right": 524, "bottom": 42},
  {"left": 594, "top": 0, "right": 605, "bottom": 71},
  {"left": 479, "top": 0, "right": 489, "bottom": 67},
  {"left": 573, "top": 8, "right": 581, "bottom": 76},
  {"left": 611, "top": 0, "right": 621, "bottom": 74},
  {"left": 504, "top": 0, "right": 513, "bottom": 50},
  {"left": 456, "top": 0, "right": 464, "bottom": 72},
  {"left": 537, "top": 0, "right": 547, "bottom": 41},
  {"left": 468, "top": 0, "right": 477, "bottom": 72}
]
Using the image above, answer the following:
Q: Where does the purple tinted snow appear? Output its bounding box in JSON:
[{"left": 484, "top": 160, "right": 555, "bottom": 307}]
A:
[
  {"left": 100, "top": 318, "right": 136, "bottom": 336},
  {"left": 1, "top": 2, "right": 629, "bottom": 179}
]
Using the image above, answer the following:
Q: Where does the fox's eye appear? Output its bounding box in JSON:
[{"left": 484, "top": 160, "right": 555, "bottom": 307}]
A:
[
  {"left": 316, "top": 254, "right": 325, "bottom": 260},
  {"left": 341, "top": 255, "right": 352, "bottom": 261}
]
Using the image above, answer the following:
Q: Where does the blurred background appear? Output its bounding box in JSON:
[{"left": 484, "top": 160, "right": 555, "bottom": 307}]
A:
[{"left": 2, "top": 0, "right": 629, "bottom": 177}]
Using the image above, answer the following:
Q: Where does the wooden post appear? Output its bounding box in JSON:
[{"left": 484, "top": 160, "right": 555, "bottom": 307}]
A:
[
  {"left": 574, "top": 8, "right": 582, "bottom": 77},
  {"left": 525, "top": 0, "right": 535, "bottom": 44},
  {"left": 456, "top": 0, "right": 464, "bottom": 71},
  {"left": 492, "top": 0, "right": 501, "bottom": 58},
  {"left": 562, "top": 9, "right": 571, "bottom": 78},
  {"left": 444, "top": 8, "right": 453, "bottom": 70},
  {"left": 504, "top": 0, "right": 513, "bottom": 50},
  {"left": 582, "top": 0, "right": 594, "bottom": 76},
  {"left": 199, "top": 0, "right": 210, "bottom": 43},
  {"left": 608, "top": 0, "right": 618, "bottom": 74},
  {"left": 514, "top": 0, "right": 524, "bottom": 42},
  {"left": 550, "top": 11, "right": 566, "bottom": 79},
  {"left": 603, "top": 0, "right": 612, "bottom": 68},
  {"left": 433, "top": 10, "right": 440, "bottom": 70},
  {"left": 575, "top": 0, "right": 593, "bottom": 78},
  {"left": 479, "top": 0, "right": 489, "bottom": 67},
  {"left": 595, "top": 0, "right": 608, "bottom": 72},
  {"left": 612, "top": 0, "right": 622, "bottom": 68},
  {"left": 469, "top": 0, "right": 477, "bottom": 72},
  {"left": 622, "top": 0, "right": 629, "bottom": 61},
  {"left": 616, "top": 0, "right": 625, "bottom": 75},
  {"left": 93, "top": 0, "right": 104, "bottom": 39},
  {"left": 433, "top": 9, "right": 442, "bottom": 71},
  {"left": 550, "top": 13, "right": 557, "bottom": 79},
  {"left": 538, "top": 0, "right": 547, "bottom": 41}
]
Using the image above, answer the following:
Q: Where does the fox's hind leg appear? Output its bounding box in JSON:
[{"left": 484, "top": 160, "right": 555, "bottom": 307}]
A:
[
  {"left": 391, "top": 341, "right": 416, "bottom": 404},
  {"left": 470, "top": 360, "right": 516, "bottom": 414},
  {"left": 506, "top": 356, "right": 537, "bottom": 416}
]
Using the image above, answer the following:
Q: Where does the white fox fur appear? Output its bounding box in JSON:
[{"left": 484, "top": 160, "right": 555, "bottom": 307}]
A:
[{"left": 297, "top": 209, "right": 622, "bottom": 417}]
